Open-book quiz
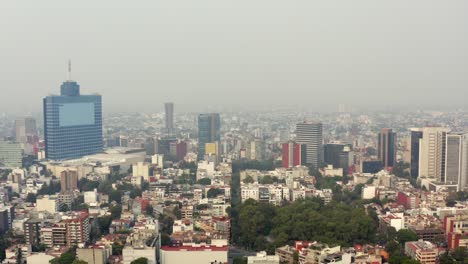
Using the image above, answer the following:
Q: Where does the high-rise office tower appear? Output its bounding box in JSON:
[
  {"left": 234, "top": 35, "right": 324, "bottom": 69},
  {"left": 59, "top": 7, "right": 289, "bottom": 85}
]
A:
[
  {"left": 324, "top": 142, "right": 350, "bottom": 172},
  {"left": 445, "top": 133, "right": 468, "bottom": 190},
  {"left": 165, "top": 102, "right": 174, "bottom": 135},
  {"left": 418, "top": 127, "right": 450, "bottom": 181},
  {"left": 14, "top": 117, "right": 37, "bottom": 144},
  {"left": 198, "top": 113, "right": 220, "bottom": 160},
  {"left": 296, "top": 122, "right": 323, "bottom": 169},
  {"left": 248, "top": 140, "right": 266, "bottom": 161},
  {"left": 43, "top": 73, "right": 103, "bottom": 160},
  {"left": 14, "top": 117, "right": 38, "bottom": 155},
  {"left": 410, "top": 129, "right": 423, "bottom": 177},
  {"left": 282, "top": 141, "right": 305, "bottom": 168},
  {"left": 378, "top": 128, "right": 397, "bottom": 169}
]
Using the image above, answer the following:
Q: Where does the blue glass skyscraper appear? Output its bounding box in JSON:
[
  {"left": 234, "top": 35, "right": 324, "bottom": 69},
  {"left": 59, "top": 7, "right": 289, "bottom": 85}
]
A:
[
  {"left": 43, "top": 80, "right": 103, "bottom": 160},
  {"left": 198, "top": 113, "right": 220, "bottom": 160}
]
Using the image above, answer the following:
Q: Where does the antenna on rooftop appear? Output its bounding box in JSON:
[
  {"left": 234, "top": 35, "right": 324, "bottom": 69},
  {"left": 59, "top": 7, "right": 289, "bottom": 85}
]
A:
[{"left": 68, "top": 59, "right": 72, "bottom": 81}]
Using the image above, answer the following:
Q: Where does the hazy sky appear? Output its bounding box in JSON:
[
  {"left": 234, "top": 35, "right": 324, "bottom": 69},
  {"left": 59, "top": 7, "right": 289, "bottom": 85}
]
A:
[{"left": 1, "top": 0, "right": 468, "bottom": 113}]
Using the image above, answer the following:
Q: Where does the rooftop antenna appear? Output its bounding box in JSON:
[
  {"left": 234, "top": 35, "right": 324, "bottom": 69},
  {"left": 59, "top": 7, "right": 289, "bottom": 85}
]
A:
[{"left": 68, "top": 59, "right": 72, "bottom": 81}]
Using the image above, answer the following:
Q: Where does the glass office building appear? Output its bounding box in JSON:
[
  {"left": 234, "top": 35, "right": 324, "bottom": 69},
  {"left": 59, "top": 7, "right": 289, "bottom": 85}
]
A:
[
  {"left": 198, "top": 113, "right": 220, "bottom": 160},
  {"left": 43, "top": 80, "right": 103, "bottom": 160}
]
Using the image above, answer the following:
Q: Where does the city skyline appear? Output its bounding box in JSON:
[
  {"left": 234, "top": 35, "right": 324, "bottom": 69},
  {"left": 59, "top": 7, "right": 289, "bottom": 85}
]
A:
[
  {"left": 2, "top": 1, "right": 468, "bottom": 113},
  {"left": 1, "top": 2, "right": 468, "bottom": 264}
]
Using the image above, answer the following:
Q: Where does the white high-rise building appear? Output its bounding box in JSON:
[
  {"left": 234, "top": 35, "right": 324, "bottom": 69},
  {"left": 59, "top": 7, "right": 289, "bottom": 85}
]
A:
[
  {"left": 296, "top": 122, "right": 323, "bottom": 169},
  {"left": 445, "top": 133, "right": 468, "bottom": 191},
  {"left": 418, "top": 127, "right": 450, "bottom": 181}
]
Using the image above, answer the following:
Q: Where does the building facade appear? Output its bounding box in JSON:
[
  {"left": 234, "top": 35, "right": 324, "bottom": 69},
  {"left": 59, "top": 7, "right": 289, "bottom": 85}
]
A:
[
  {"left": 410, "top": 129, "right": 423, "bottom": 177},
  {"left": 378, "top": 128, "right": 397, "bottom": 169},
  {"left": 43, "top": 80, "right": 103, "bottom": 160},
  {"left": 295, "top": 122, "right": 323, "bottom": 169},
  {"left": 0, "top": 141, "right": 22, "bottom": 168},
  {"left": 165, "top": 102, "right": 174, "bottom": 135},
  {"left": 418, "top": 127, "right": 450, "bottom": 181},
  {"left": 282, "top": 142, "right": 304, "bottom": 168},
  {"left": 198, "top": 113, "right": 221, "bottom": 160}
]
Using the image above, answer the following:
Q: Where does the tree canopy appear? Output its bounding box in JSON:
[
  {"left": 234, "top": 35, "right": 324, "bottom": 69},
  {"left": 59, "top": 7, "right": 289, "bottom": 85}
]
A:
[{"left": 130, "top": 257, "right": 148, "bottom": 264}]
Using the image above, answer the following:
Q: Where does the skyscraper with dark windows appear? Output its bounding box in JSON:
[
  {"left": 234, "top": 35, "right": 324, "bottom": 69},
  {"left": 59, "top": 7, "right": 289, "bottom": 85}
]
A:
[
  {"left": 198, "top": 113, "right": 220, "bottom": 160},
  {"left": 43, "top": 79, "right": 103, "bottom": 160},
  {"left": 165, "top": 102, "right": 174, "bottom": 135},
  {"left": 324, "top": 142, "right": 351, "bottom": 172},
  {"left": 296, "top": 122, "right": 323, "bottom": 169},
  {"left": 410, "top": 129, "right": 423, "bottom": 177},
  {"left": 378, "top": 128, "right": 396, "bottom": 169}
]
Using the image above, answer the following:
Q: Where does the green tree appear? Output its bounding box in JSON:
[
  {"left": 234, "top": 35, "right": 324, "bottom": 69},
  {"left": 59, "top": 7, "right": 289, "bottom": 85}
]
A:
[
  {"left": 145, "top": 204, "right": 154, "bottom": 216},
  {"left": 293, "top": 251, "right": 299, "bottom": 264},
  {"left": 25, "top": 193, "right": 36, "bottom": 203},
  {"left": 260, "top": 175, "right": 274, "bottom": 184},
  {"left": 130, "top": 257, "right": 148, "bottom": 264},
  {"left": 72, "top": 260, "right": 88, "bottom": 264},
  {"left": 58, "top": 203, "right": 70, "bottom": 212},
  {"left": 110, "top": 204, "right": 122, "bottom": 219},
  {"left": 233, "top": 257, "right": 248, "bottom": 264},
  {"left": 78, "top": 178, "right": 100, "bottom": 192},
  {"left": 242, "top": 175, "right": 254, "bottom": 184},
  {"left": 197, "top": 178, "right": 211, "bottom": 185},
  {"left": 112, "top": 240, "right": 124, "bottom": 255},
  {"left": 451, "top": 247, "right": 468, "bottom": 262},
  {"left": 50, "top": 252, "right": 75, "bottom": 264},
  {"left": 396, "top": 229, "right": 418, "bottom": 245},
  {"left": 207, "top": 188, "right": 224, "bottom": 198},
  {"left": 160, "top": 233, "right": 171, "bottom": 246}
]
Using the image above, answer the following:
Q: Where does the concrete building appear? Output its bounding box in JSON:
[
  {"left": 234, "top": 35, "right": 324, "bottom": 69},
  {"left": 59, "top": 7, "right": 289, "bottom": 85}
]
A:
[
  {"left": 64, "top": 211, "right": 90, "bottom": 247},
  {"left": 36, "top": 195, "right": 59, "bottom": 214},
  {"left": 60, "top": 170, "right": 78, "bottom": 192},
  {"left": 378, "top": 128, "right": 397, "bottom": 169},
  {"left": 444, "top": 213, "right": 468, "bottom": 249},
  {"left": 444, "top": 133, "right": 468, "bottom": 190},
  {"left": 410, "top": 129, "right": 423, "bottom": 177},
  {"left": 404, "top": 240, "right": 438, "bottom": 264},
  {"left": 14, "top": 117, "right": 38, "bottom": 155},
  {"left": 418, "top": 127, "right": 450, "bottom": 181},
  {"left": 0, "top": 141, "right": 22, "bottom": 168},
  {"left": 249, "top": 140, "right": 266, "bottom": 161},
  {"left": 361, "top": 186, "right": 377, "bottom": 200},
  {"left": 160, "top": 244, "right": 228, "bottom": 264},
  {"left": 24, "top": 219, "right": 42, "bottom": 246},
  {"left": 123, "top": 244, "right": 157, "bottom": 264},
  {"left": 296, "top": 122, "right": 323, "bottom": 169},
  {"left": 247, "top": 251, "right": 280, "bottom": 264},
  {"left": 379, "top": 212, "right": 405, "bottom": 231},
  {"left": 0, "top": 205, "right": 14, "bottom": 233},
  {"left": 26, "top": 253, "right": 54, "bottom": 264},
  {"left": 84, "top": 189, "right": 99, "bottom": 204},
  {"left": 282, "top": 142, "right": 304, "bottom": 168},
  {"left": 132, "top": 162, "right": 152, "bottom": 181},
  {"left": 77, "top": 247, "right": 108, "bottom": 264}
]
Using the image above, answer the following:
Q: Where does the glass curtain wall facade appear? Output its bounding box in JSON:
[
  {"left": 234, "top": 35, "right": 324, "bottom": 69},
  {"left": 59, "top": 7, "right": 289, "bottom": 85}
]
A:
[{"left": 43, "top": 81, "right": 103, "bottom": 160}]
